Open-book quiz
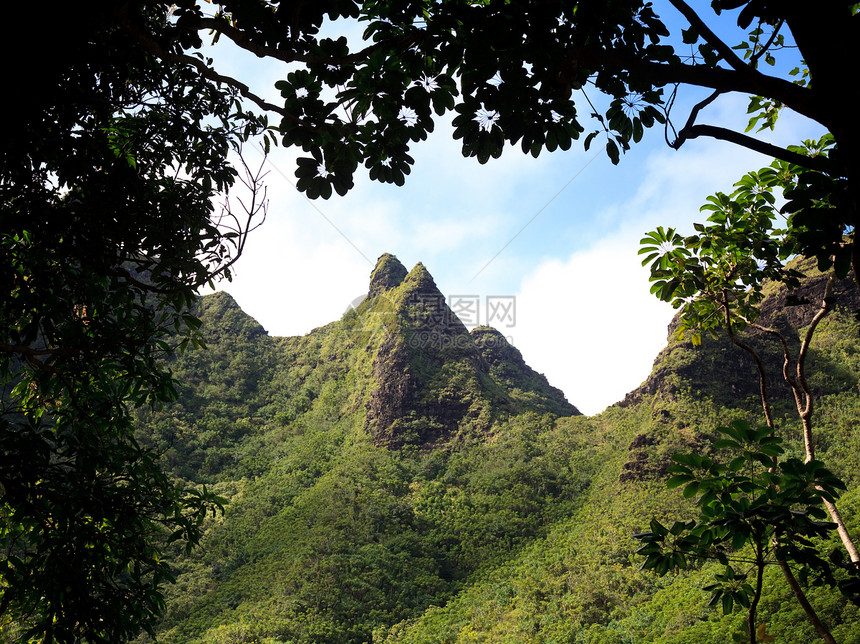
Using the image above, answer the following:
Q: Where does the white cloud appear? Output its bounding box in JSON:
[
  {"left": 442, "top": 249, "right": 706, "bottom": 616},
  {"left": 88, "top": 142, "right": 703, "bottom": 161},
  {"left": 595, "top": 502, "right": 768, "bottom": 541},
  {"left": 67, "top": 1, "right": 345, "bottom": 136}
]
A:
[
  {"left": 514, "top": 234, "right": 673, "bottom": 416},
  {"left": 213, "top": 234, "right": 370, "bottom": 337},
  {"left": 510, "top": 122, "right": 814, "bottom": 416}
]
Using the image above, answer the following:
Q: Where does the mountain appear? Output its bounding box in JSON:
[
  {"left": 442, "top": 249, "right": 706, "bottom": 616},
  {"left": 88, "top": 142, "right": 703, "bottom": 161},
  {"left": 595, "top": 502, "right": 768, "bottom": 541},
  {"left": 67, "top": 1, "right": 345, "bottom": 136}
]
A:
[
  {"left": 358, "top": 253, "right": 578, "bottom": 447},
  {"left": 134, "top": 254, "right": 860, "bottom": 644},
  {"left": 622, "top": 255, "right": 860, "bottom": 410}
]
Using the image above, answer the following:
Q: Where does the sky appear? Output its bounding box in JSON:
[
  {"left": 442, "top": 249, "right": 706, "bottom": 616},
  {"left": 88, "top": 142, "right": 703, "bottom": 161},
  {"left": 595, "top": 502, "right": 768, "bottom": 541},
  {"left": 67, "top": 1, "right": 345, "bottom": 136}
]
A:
[{"left": 203, "top": 11, "right": 821, "bottom": 415}]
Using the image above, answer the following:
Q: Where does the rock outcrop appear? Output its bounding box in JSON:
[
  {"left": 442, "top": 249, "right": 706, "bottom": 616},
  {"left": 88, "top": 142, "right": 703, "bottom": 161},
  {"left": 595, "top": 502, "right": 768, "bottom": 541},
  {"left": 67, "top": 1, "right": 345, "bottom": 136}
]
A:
[
  {"left": 368, "top": 252, "right": 408, "bottom": 295},
  {"left": 619, "top": 256, "right": 860, "bottom": 408},
  {"left": 362, "top": 254, "right": 579, "bottom": 447}
]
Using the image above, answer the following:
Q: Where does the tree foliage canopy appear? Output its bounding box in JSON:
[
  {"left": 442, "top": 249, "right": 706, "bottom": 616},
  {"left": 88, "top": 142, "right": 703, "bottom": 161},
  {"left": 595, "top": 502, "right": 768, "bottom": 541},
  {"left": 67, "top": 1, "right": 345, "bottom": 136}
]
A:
[
  {"left": 1, "top": 3, "right": 265, "bottom": 641},
  {"left": 3, "top": 0, "right": 860, "bottom": 640},
  {"left": 128, "top": 0, "right": 860, "bottom": 278}
]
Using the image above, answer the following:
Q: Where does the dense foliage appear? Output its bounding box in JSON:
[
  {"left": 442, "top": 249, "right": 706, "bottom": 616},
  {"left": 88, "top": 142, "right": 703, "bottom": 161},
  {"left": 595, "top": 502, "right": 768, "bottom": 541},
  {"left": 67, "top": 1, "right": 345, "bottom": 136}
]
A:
[
  {"left": 122, "top": 255, "right": 860, "bottom": 644},
  {"left": 131, "top": 275, "right": 590, "bottom": 643},
  {"left": 0, "top": 3, "right": 265, "bottom": 641}
]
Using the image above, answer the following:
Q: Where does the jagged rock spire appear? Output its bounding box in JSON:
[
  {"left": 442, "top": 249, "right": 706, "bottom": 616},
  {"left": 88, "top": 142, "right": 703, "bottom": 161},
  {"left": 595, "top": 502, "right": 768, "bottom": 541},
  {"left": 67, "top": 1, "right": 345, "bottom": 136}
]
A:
[
  {"left": 400, "top": 262, "right": 440, "bottom": 296},
  {"left": 369, "top": 253, "right": 408, "bottom": 295}
]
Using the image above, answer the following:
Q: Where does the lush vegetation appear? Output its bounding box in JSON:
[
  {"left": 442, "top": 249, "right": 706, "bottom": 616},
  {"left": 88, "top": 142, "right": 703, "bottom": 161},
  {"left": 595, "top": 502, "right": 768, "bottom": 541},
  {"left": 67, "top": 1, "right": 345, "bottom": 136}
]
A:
[
  {"left": 5, "top": 2, "right": 860, "bottom": 641},
  {"left": 117, "top": 254, "right": 860, "bottom": 644},
  {"left": 0, "top": 4, "right": 267, "bottom": 640}
]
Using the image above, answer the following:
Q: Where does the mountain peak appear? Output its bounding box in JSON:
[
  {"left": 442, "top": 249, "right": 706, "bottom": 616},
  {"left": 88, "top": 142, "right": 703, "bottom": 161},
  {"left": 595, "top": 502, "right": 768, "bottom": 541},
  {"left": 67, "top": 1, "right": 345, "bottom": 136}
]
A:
[
  {"left": 369, "top": 253, "right": 408, "bottom": 295},
  {"left": 401, "top": 261, "right": 441, "bottom": 296}
]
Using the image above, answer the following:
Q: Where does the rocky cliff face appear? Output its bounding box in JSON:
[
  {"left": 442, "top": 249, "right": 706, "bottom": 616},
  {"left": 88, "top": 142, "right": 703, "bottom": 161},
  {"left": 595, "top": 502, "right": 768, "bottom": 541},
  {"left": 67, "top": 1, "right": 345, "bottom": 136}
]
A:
[
  {"left": 620, "top": 256, "right": 860, "bottom": 408},
  {"left": 361, "top": 254, "right": 578, "bottom": 447},
  {"left": 615, "top": 259, "right": 860, "bottom": 484}
]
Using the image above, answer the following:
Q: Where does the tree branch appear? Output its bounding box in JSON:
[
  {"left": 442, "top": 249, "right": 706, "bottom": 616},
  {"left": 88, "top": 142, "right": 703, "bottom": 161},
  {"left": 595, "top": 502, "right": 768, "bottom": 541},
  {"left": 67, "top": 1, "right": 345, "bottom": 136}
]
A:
[
  {"left": 665, "top": 89, "right": 722, "bottom": 149},
  {"left": 777, "top": 559, "right": 838, "bottom": 644},
  {"left": 667, "top": 0, "right": 749, "bottom": 73},
  {"left": 116, "top": 10, "right": 298, "bottom": 125},
  {"left": 170, "top": 51, "right": 294, "bottom": 122},
  {"left": 191, "top": 16, "right": 425, "bottom": 68},
  {"left": 796, "top": 274, "right": 834, "bottom": 427},
  {"left": 585, "top": 45, "right": 815, "bottom": 117},
  {"left": 673, "top": 124, "right": 836, "bottom": 172},
  {"left": 749, "top": 20, "right": 786, "bottom": 65},
  {"left": 720, "top": 291, "right": 775, "bottom": 429},
  {"left": 751, "top": 275, "right": 859, "bottom": 564},
  {"left": 748, "top": 534, "right": 766, "bottom": 644},
  {"left": 0, "top": 343, "right": 74, "bottom": 358}
]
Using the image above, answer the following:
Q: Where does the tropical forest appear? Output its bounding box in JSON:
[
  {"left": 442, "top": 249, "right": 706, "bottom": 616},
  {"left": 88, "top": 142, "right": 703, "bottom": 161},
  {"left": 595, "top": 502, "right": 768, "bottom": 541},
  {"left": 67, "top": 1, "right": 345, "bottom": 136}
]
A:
[
  {"left": 3, "top": 1, "right": 860, "bottom": 644},
  {"left": 141, "top": 252, "right": 860, "bottom": 642}
]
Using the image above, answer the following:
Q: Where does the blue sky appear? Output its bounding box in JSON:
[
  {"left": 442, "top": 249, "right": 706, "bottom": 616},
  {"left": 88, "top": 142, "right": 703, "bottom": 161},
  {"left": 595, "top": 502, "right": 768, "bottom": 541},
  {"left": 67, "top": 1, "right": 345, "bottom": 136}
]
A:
[{"left": 204, "top": 7, "right": 821, "bottom": 414}]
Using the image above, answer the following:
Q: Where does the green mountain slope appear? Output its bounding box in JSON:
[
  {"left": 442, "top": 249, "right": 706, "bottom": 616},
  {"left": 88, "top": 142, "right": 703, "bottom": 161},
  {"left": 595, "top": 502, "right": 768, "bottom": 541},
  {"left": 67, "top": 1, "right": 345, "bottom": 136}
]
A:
[
  {"left": 135, "top": 255, "right": 584, "bottom": 643},
  {"left": 376, "top": 258, "right": 860, "bottom": 644},
  {"left": 135, "top": 254, "right": 860, "bottom": 644}
]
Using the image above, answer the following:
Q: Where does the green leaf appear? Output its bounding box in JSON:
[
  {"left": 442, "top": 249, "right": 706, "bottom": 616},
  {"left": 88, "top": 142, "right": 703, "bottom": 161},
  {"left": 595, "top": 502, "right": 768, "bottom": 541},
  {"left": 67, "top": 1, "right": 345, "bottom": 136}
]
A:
[
  {"left": 708, "top": 589, "right": 723, "bottom": 607},
  {"left": 650, "top": 519, "right": 669, "bottom": 537},
  {"left": 713, "top": 439, "right": 741, "bottom": 450},
  {"left": 729, "top": 456, "right": 747, "bottom": 471},
  {"left": 606, "top": 139, "right": 620, "bottom": 164},
  {"left": 666, "top": 474, "right": 694, "bottom": 489},
  {"left": 683, "top": 481, "right": 701, "bottom": 498}
]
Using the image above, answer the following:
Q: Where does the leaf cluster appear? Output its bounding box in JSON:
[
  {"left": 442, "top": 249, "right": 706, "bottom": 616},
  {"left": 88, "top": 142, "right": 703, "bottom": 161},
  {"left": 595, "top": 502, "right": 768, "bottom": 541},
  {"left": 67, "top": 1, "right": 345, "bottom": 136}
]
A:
[
  {"left": 635, "top": 420, "right": 855, "bottom": 616},
  {"left": 639, "top": 139, "right": 843, "bottom": 344},
  {"left": 171, "top": 0, "right": 683, "bottom": 197}
]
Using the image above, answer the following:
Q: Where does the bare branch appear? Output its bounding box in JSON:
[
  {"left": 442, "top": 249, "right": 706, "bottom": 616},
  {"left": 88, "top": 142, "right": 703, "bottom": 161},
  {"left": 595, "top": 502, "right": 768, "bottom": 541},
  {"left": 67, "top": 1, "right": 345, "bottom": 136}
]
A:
[
  {"left": 667, "top": 0, "right": 749, "bottom": 73},
  {"left": 749, "top": 274, "right": 859, "bottom": 564},
  {"left": 777, "top": 560, "right": 838, "bottom": 644},
  {"left": 665, "top": 89, "right": 722, "bottom": 148},
  {"left": 746, "top": 320, "right": 796, "bottom": 385},
  {"left": 210, "top": 148, "right": 270, "bottom": 283},
  {"left": 673, "top": 124, "right": 836, "bottom": 172},
  {"left": 796, "top": 274, "right": 835, "bottom": 426},
  {"left": 720, "top": 291, "right": 775, "bottom": 430}
]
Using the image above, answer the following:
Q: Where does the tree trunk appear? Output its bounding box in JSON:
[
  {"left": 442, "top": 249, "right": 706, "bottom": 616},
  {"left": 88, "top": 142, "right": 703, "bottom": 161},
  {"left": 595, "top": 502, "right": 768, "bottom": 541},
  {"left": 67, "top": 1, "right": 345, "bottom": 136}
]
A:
[
  {"left": 785, "top": 2, "right": 860, "bottom": 287},
  {"left": 778, "top": 560, "right": 838, "bottom": 644}
]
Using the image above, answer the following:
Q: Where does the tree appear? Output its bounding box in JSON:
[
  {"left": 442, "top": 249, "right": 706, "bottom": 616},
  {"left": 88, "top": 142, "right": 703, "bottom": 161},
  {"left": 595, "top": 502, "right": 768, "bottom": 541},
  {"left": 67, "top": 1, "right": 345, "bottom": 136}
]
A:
[
  {"left": 1, "top": 3, "right": 266, "bottom": 641},
  {"left": 639, "top": 143, "right": 858, "bottom": 565},
  {"left": 634, "top": 420, "right": 851, "bottom": 644},
  {"left": 3, "top": 0, "right": 857, "bottom": 640},
  {"left": 636, "top": 151, "right": 860, "bottom": 642},
  {"left": 131, "top": 0, "right": 860, "bottom": 282}
]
